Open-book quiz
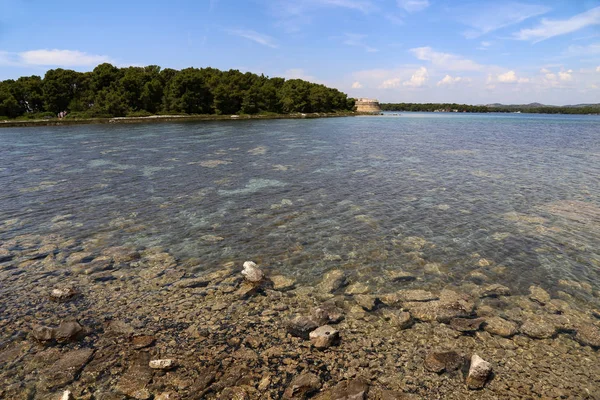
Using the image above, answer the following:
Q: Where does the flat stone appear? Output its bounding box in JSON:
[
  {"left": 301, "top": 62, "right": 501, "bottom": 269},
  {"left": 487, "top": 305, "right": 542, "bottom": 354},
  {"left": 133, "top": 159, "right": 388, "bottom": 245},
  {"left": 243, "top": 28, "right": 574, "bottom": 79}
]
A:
[
  {"left": 466, "top": 354, "right": 492, "bottom": 390},
  {"left": 270, "top": 275, "right": 296, "bottom": 291},
  {"left": 32, "top": 325, "right": 55, "bottom": 342},
  {"left": 424, "top": 351, "right": 463, "bottom": 373},
  {"left": 406, "top": 292, "right": 474, "bottom": 323},
  {"left": 521, "top": 316, "right": 557, "bottom": 339},
  {"left": 575, "top": 324, "right": 600, "bottom": 348},
  {"left": 380, "top": 309, "right": 413, "bottom": 329},
  {"left": 479, "top": 284, "right": 511, "bottom": 298},
  {"left": 116, "top": 352, "right": 153, "bottom": 399},
  {"left": 529, "top": 285, "right": 551, "bottom": 305},
  {"left": 105, "top": 320, "right": 134, "bottom": 337},
  {"left": 287, "top": 316, "right": 319, "bottom": 339},
  {"left": 283, "top": 372, "right": 321, "bottom": 399},
  {"left": 397, "top": 289, "right": 438, "bottom": 302},
  {"left": 386, "top": 269, "right": 416, "bottom": 282},
  {"left": 354, "top": 295, "right": 377, "bottom": 311},
  {"left": 313, "top": 378, "right": 369, "bottom": 400},
  {"left": 345, "top": 282, "right": 370, "bottom": 295},
  {"left": 54, "top": 321, "right": 84, "bottom": 342},
  {"left": 450, "top": 317, "right": 485, "bottom": 332},
  {"left": 131, "top": 335, "right": 156, "bottom": 349},
  {"left": 149, "top": 359, "right": 176, "bottom": 370},
  {"left": 241, "top": 260, "right": 264, "bottom": 282},
  {"left": 313, "top": 303, "right": 345, "bottom": 325},
  {"left": 483, "top": 316, "right": 518, "bottom": 337},
  {"left": 317, "top": 269, "right": 347, "bottom": 293},
  {"left": 50, "top": 286, "right": 80, "bottom": 302},
  {"left": 309, "top": 325, "right": 339, "bottom": 349},
  {"left": 41, "top": 349, "right": 94, "bottom": 390},
  {"left": 173, "top": 277, "right": 212, "bottom": 288}
]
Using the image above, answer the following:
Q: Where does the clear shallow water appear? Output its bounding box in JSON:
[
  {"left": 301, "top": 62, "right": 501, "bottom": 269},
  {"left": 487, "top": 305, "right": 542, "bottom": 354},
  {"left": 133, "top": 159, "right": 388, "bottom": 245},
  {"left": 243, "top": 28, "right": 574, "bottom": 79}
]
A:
[{"left": 1, "top": 113, "right": 599, "bottom": 295}]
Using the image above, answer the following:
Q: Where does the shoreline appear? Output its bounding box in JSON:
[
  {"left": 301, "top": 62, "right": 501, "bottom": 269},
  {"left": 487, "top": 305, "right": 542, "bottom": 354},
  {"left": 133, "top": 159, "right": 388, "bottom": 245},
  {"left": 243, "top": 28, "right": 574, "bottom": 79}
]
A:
[{"left": 0, "top": 112, "right": 361, "bottom": 129}]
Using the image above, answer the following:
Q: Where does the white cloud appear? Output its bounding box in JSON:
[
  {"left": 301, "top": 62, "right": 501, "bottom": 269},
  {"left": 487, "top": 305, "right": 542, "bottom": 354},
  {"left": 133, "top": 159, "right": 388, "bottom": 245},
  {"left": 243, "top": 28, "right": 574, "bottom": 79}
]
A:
[
  {"left": 379, "top": 78, "right": 403, "bottom": 89},
  {"left": 410, "top": 47, "right": 482, "bottom": 71},
  {"left": 397, "top": 0, "right": 429, "bottom": 13},
  {"left": 562, "top": 43, "right": 600, "bottom": 58},
  {"left": 514, "top": 6, "right": 600, "bottom": 43},
  {"left": 540, "top": 68, "right": 551, "bottom": 74},
  {"left": 0, "top": 49, "right": 114, "bottom": 67},
  {"left": 284, "top": 68, "right": 316, "bottom": 81},
  {"left": 559, "top": 69, "right": 573, "bottom": 81},
  {"left": 545, "top": 73, "right": 557, "bottom": 81},
  {"left": 227, "top": 29, "right": 278, "bottom": 48},
  {"left": 403, "top": 66, "right": 428, "bottom": 87},
  {"left": 458, "top": 2, "right": 550, "bottom": 39},
  {"left": 352, "top": 81, "right": 363, "bottom": 88},
  {"left": 494, "top": 70, "right": 529, "bottom": 84},
  {"left": 597, "top": 66, "right": 600, "bottom": 72},
  {"left": 437, "top": 74, "right": 470, "bottom": 86},
  {"left": 342, "top": 33, "right": 378, "bottom": 52}
]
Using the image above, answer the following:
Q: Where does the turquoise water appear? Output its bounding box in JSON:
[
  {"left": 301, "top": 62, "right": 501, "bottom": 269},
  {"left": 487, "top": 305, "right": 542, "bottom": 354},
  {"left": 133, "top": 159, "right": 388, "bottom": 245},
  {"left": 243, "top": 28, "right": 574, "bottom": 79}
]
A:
[{"left": 1, "top": 113, "right": 599, "bottom": 296}]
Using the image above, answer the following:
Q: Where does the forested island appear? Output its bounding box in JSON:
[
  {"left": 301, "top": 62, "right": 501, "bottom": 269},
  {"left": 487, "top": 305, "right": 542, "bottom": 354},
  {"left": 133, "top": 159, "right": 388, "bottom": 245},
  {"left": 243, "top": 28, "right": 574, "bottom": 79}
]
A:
[
  {"left": 381, "top": 102, "right": 600, "bottom": 114},
  {"left": 0, "top": 64, "right": 355, "bottom": 120}
]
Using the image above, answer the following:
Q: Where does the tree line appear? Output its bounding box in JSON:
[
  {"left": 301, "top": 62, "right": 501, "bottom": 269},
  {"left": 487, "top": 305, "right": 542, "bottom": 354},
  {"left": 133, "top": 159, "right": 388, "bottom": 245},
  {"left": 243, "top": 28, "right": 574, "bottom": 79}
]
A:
[
  {"left": 0, "top": 64, "right": 355, "bottom": 119},
  {"left": 381, "top": 103, "right": 600, "bottom": 115}
]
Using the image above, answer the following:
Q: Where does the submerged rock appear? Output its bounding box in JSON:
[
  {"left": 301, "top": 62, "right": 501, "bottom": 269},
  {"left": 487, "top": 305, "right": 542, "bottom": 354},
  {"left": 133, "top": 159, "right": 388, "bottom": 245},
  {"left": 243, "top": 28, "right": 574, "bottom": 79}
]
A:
[
  {"left": 317, "top": 269, "right": 347, "bottom": 293},
  {"left": 54, "top": 321, "right": 84, "bottom": 343},
  {"left": 270, "top": 275, "right": 296, "bottom": 291},
  {"left": 405, "top": 290, "right": 474, "bottom": 323},
  {"left": 529, "top": 285, "right": 551, "bottom": 305},
  {"left": 354, "top": 295, "right": 377, "bottom": 311},
  {"left": 345, "top": 282, "right": 370, "bottom": 295},
  {"left": 309, "top": 325, "right": 339, "bottom": 349},
  {"left": 386, "top": 269, "right": 416, "bottom": 282},
  {"left": 424, "top": 351, "right": 463, "bottom": 373},
  {"left": 397, "top": 289, "right": 438, "bottom": 302},
  {"left": 380, "top": 309, "right": 413, "bottom": 329},
  {"left": 241, "top": 261, "right": 264, "bottom": 282},
  {"left": 313, "top": 303, "right": 345, "bottom": 325},
  {"left": 466, "top": 354, "right": 492, "bottom": 390},
  {"left": 287, "top": 316, "right": 319, "bottom": 339},
  {"left": 41, "top": 349, "right": 94, "bottom": 390},
  {"left": 450, "top": 317, "right": 485, "bottom": 332},
  {"left": 284, "top": 372, "right": 321, "bottom": 399},
  {"left": 521, "top": 316, "right": 557, "bottom": 339},
  {"left": 479, "top": 284, "right": 511, "bottom": 298},
  {"left": 483, "top": 316, "right": 518, "bottom": 337},
  {"left": 574, "top": 324, "right": 600, "bottom": 348}
]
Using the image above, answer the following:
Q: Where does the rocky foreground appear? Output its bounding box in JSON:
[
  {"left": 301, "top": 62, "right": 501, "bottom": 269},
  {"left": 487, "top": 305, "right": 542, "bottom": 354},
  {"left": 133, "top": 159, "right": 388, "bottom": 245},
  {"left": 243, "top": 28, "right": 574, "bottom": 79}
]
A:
[{"left": 1, "top": 237, "right": 600, "bottom": 399}]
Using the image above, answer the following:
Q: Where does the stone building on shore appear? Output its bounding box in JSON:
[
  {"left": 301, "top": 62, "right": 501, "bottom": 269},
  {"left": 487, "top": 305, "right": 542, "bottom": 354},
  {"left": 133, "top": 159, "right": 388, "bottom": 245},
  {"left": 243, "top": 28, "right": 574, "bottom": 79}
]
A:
[{"left": 355, "top": 98, "right": 382, "bottom": 114}]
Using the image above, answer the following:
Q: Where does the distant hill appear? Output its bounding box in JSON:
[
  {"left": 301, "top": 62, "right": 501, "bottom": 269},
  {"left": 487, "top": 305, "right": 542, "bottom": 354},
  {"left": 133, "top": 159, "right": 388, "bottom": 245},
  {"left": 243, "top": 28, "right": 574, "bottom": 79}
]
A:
[{"left": 486, "top": 103, "right": 600, "bottom": 108}]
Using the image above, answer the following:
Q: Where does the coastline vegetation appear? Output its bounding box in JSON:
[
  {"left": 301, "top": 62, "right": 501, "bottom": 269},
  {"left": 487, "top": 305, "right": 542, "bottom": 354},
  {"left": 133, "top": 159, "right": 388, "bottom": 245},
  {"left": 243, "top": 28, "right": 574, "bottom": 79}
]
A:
[
  {"left": 381, "top": 102, "right": 600, "bottom": 114},
  {"left": 0, "top": 64, "right": 355, "bottom": 120}
]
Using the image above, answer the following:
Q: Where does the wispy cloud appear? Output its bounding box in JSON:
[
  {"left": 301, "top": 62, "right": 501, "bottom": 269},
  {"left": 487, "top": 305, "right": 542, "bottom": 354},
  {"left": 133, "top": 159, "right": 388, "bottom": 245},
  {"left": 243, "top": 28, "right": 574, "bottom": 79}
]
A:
[
  {"left": 561, "top": 42, "right": 600, "bottom": 58},
  {"left": 397, "top": 0, "right": 429, "bottom": 13},
  {"left": 437, "top": 74, "right": 470, "bottom": 86},
  {"left": 342, "top": 33, "right": 378, "bottom": 52},
  {"left": 410, "top": 47, "right": 483, "bottom": 71},
  {"left": 458, "top": 2, "right": 550, "bottom": 39},
  {"left": 0, "top": 49, "right": 113, "bottom": 67},
  {"left": 352, "top": 81, "right": 363, "bottom": 88},
  {"left": 284, "top": 68, "right": 315, "bottom": 81},
  {"left": 514, "top": 6, "right": 600, "bottom": 43},
  {"left": 227, "top": 29, "right": 278, "bottom": 48},
  {"left": 597, "top": 66, "right": 600, "bottom": 73}
]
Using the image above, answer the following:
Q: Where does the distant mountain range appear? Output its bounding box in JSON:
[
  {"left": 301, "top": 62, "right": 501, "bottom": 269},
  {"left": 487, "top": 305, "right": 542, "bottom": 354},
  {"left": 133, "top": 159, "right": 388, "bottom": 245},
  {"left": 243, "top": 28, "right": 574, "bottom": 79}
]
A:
[{"left": 485, "top": 103, "right": 600, "bottom": 108}]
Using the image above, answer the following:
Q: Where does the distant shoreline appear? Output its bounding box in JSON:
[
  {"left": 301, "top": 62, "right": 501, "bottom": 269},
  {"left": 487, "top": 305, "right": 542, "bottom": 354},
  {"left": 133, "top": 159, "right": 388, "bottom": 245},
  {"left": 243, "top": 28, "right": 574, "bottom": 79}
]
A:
[{"left": 0, "top": 112, "right": 363, "bottom": 129}]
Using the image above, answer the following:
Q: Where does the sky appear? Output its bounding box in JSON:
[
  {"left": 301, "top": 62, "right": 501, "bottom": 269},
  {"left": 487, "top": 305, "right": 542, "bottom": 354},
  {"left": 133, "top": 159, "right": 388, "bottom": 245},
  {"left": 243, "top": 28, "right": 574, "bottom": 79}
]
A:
[{"left": 1, "top": 0, "right": 600, "bottom": 105}]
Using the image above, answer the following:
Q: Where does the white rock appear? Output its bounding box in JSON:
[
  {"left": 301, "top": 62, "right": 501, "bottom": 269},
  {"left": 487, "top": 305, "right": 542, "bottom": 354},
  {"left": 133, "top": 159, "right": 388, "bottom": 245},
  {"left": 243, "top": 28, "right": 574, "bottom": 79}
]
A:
[
  {"left": 61, "top": 390, "right": 74, "bottom": 400},
  {"left": 466, "top": 354, "right": 492, "bottom": 389},
  {"left": 242, "top": 261, "right": 264, "bottom": 282},
  {"left": 309, "top": 325, "right": 339, "bottom": 349},
  {"left": 149, "top": 359, "right": 176, "bottom": 370}
]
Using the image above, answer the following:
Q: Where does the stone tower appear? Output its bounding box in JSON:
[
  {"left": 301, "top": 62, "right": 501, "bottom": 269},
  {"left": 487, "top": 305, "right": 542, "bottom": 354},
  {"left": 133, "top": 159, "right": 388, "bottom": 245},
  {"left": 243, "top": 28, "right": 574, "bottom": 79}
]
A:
[{"left": 355, "top": 98, "right": 382, "bottom": 113}]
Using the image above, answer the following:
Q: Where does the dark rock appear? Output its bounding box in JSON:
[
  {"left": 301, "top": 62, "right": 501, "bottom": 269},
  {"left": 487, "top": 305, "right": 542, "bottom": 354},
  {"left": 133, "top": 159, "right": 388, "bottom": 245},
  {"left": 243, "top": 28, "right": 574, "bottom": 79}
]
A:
[
  {"left": 450, "top": 317, "right": 484, "bottom": 332},
  {"left": 54, "top": 321, "right": 84, "bottom": 342},
  {"left": 131, "top": 335, "right": 156, "bottom": 349},
  {"left": 424, "top": 351, "right": 463, "bottom": 373},
  {"left": 466, "top": 354, "right": 492, "bottom": 389},
  {"left": 386, "top": 269, "right": 416, "bottom": 282},
  {"left": 287, "top": 316, "right": 319, "bottom": 339},
  {"left": 32, "top": 325, "right": 55, "bottom": 342},
  {"left": 283, "top": 372, "right": 321, "bottom": 399},
  {"left": 313, "top": 378, "right": 369, "bottom": 400}
]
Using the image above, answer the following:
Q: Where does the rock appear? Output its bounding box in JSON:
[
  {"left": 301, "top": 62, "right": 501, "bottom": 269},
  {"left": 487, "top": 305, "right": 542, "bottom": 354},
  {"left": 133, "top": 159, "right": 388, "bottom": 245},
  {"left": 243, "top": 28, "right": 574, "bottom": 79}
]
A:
[
  {"left": 313, "top": 378, "right": 369, "bottom": 400},
  {"left": 386, "top": 269, "right": 416, "bottom": 282},
  {"left": 450, "top": 317, "right": 485, "bottom": 332},
  {"left": 241, "top": 261, "right": 264, "bottom": 282},
  {"left": 155, "top": 393, "right": 178, "bottom": 400},
  {"left": 131, "top": 335, "right": 156, "bottom": 349},
  {"left": 313, "top": 303, "right": 345, "bottom": 324},
  {"left": 317, "top": 269, "right": 347, "bottom": 293},
  {"left": 309, "top": 325, "right": 339, "bottom": 349},
  {"left": 287, "top": 316, "right": 319, "bottom": 339},
  {"left": 283, "top": 372, "right": 321, "bottom": 399},
  {"left": 116, "top": 353, "right": 153, "bottom": 399},
  {"left": 61, "top": 390, "right": 74, "bottom": 400},
  {"left": 354, "top": 295, "right": 377, "bottom": 311},
  {"left": 345, "top": 282, "right": 370, "bottom": 295},
  {"left": 529, "top": 285, "right": 551, "bottom": 305},
  {"left": 574, "top": 324, "right": 600, "bottom": 348},
  {"left": 173, "top": 277, "right": 212, "bottom": 288},
  {"left": 380, "top": 309, "right": 413, "bottom": 329},
  {"left": 397, "top": 289, "right": 438, "bottom": 302},
  {"left": 466, "top": 354, "right": 492, "bottom": 389},
  {"left": 479, "top": 284, "right": 511, "bottom": 298},
  {"left": 41, "top": 349, "right": 94, "bottom": 390},
  {"left": 149, "top": 359, "right": 176, "bottom": 370},
  {"left": 405, "top": 291, "right": 474, "bottom": 323},
  {"left": 270, "top": 275, "right": 296, "bottom": 291},
  {"left": 50, "top": 286, "right": 80, "bottom": 302},
  {"left": 424, "top": 351, "right": 463, "bottom": 373},
  {"left": 521, "top": 316, "right": 557, "bottom": 339},
  {"left": 54, "top": 321, "right": 84, "bottom": 342},
  {"left": 32, "top": 325, "right": 55, "bottom": 342},
  {"left": 105, "top": 319, "right": 134, "bottom": 337},
  {"left": 483, "top": 316, "right": 518, "bottom": 337}
]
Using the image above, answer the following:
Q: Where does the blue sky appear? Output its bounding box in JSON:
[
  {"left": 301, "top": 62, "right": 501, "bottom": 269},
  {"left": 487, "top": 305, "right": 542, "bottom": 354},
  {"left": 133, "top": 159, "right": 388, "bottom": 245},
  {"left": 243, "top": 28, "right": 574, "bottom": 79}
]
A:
[{"left": 1, "top": 0, "right": 599, "bottom": 105}]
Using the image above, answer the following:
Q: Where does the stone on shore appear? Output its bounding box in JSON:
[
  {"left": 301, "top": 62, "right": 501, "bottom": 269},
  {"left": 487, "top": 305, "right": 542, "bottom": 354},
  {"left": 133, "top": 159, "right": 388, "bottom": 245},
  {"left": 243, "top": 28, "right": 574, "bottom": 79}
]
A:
[
  {"left": 54, "top": 321, "right": 84, "bottom": 342},
  {"left": 241, "top": 261, "right": 264, "bottom": 282},
  {"left": 270, "top": 275, "right": 296, "bottom": 291},
  {"left": 479, "top": 284, "right": 511, "bottom": 298},
  {"left": 61, "top": 390, "right": 74, "bottom": 400},
  {"left": 283, "top": 373, "right": 321, "bottom": 399},
  {"left": 313, "top": 378, "right": 369, "bottom": 400},
  {"left": 287, "top": 316, "right": 319, "bottom": 339},
  {"left": 529, "top": 285, "right": 551, "bottom": 305},
  {"left": 483, "top": 316, "right": 518, "bottom": 337},
  {"left": 317, "top": 269, "right": 347, "bottom": 293},
  {"left": 424, "top": 351, "right": 463, "bottom": 373},
  {"left": 466, "top": 354, "right": 492, "bottom": 390},
  {"left": 149, "top": 359, "right": 176, "bottom": 370},
  {"left": 309, "top": 325, "right": 339, "bottom": 349}
]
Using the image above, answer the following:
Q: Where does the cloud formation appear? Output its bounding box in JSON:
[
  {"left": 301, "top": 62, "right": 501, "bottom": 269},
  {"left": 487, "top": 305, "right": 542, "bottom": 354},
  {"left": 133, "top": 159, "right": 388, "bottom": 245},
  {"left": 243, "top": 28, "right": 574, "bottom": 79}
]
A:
[
  {"left": 437, "top": 74, "right": 469, "bottom": 86},
  {"left": 410, "top": 47, "right": 482, "bottom": 71},
  {"left": 397, "top": 0, "right": 429, "bottom": 13},
  {"left": 494, "top": 70, "right": 529, "bottom": 83},
  {"left": 227, "top": 29, "right": 278, "bottom": 48},
  {"left": 342, "top": 33, "right": 378, "bottom": 52},
  {"left": 403, "top": 66, "right": 428, "bottom": 87},
  {"left": 514, "top": 6, "right": 600, "bottom": 42},
  {"left": 352, "top": 81, "right": 363, "bottom": 88},
  {"left": 0, "top": 49, "right": 113, "bottom": 67}
]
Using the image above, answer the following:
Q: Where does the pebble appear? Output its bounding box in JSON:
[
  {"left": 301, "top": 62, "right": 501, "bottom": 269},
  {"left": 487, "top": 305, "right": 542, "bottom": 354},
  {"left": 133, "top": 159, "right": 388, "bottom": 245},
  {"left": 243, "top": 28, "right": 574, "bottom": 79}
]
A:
[
  {"left": 424, "top": 351, "right": 463, "bottom": 373},
  {"left": 466, "top": 354, "right": 492, "bottom": 390},
  {"left": 309, "top": 325, "right": 340, "bottom": 349},
  {"left": 50, "top": 286, "right": 80, "bottom": 302},
  {"left": 149, "top": 359, "right": 176, "bottom": 370},
  {"left": 241, "top": 261, "right": 264, "bottom": 282}
]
